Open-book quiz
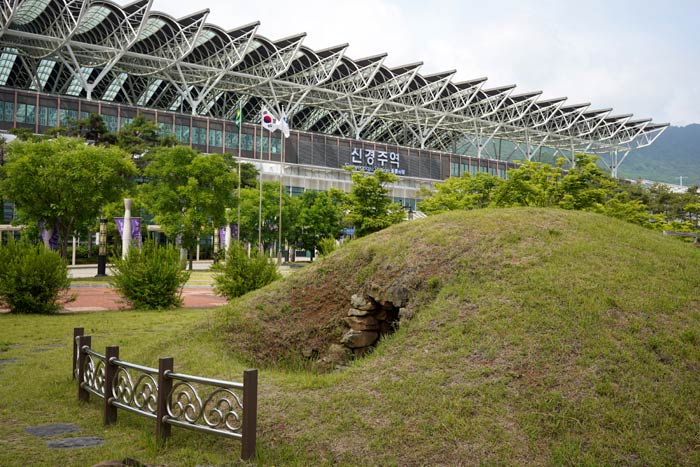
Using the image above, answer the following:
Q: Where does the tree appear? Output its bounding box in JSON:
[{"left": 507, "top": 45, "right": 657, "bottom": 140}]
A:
[
  {"left": 346, "top": 170, "right": 405, "bottom": 237},
  {"left": 295, "top": 190, "right": 344, "bottom": 258},
  {"left": 44, "top": 113, "right": 114, "bottom": 144},
  {"left": 418, "top": 172, "right": 502, "bottom": 215},
  {"left": 8, "top": 127, "right": 40, "bottom": 142},
  {"left": 117, "top": 114, "right": 174, "bottom": 160},
  {"left": 139, "top": 146, "right": 236, "bottom": 269},
  {"left": 237, "top": 181, "right": 299, "bottom": 250},
  {"left": 558, "top": 154, "right": 617, "bottom": 210},
  {"left": 492, "top": 161, "right": 563, "bottom": 207},
  {"left": 0, "top": 137, "right": 136, "bottom": 257},
  {"left": 212, "top": 241, "right": 281, "bottom": 299}
]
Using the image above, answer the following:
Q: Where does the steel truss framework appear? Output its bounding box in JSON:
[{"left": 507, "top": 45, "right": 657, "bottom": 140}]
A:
[{"left": 0, "top": 0, "right": 668, "bottom": 173}]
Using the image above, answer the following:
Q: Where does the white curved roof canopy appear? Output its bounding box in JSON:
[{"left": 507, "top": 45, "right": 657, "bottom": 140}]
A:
[{"left": 0, "top": 0, "right": 668, "bottom": 155}]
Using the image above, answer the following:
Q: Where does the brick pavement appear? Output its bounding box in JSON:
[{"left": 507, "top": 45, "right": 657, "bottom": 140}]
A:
[
  {"left": 64, "top": 285, "right": 228, "bottom": 312},
  {"left": 0, "top": 285, "right": 227, "bottom": 313}
]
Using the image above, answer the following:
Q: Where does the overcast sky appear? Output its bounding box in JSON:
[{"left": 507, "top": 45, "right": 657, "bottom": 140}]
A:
[{"left": 149, "top": 0, "right": 699, "bottom": 126}]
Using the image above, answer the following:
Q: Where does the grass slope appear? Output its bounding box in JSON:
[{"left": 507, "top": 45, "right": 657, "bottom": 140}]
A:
[{"left": 222, "top": 208, "right": 700, "bottom": 465}]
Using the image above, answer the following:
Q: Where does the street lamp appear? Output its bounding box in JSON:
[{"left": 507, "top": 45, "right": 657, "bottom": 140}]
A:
[{"left": 97, "top": 218, "right": 107, "bottom": 276}]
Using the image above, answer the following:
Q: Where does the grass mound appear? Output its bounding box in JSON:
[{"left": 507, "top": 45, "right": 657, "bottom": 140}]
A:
[{"left": 222, "top": 207, "right": 700, "bottom": 465}]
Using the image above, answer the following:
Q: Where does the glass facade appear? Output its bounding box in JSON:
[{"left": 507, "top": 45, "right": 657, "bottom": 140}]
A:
[{"left": 0, "top": 87, "right": 514, "bottom": 216}]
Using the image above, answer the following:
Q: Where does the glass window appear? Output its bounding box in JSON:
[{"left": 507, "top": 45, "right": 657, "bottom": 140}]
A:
[
  {"left": 241, "top": 133, "right": 254, "bottom": 151},
  {"left": 225, "top": 130, "right": 238, "bottom": 150},
  {"left": 16, "top": 103, "right": 35, "bottom": 124},
  {"left": 157, "top": 121, "right": 171, "bottom": 136},
  {"left": 175, "top": 124, "right": 190, "bottom": 143},
  {"left": 0, "top": 49, "right": 19, "bottom": 86},
  {"left": 192, "top": 127, "right": 207, "bottom": 146},
  {"left": 38, "top": 106, "right": 57, "bottom": 127},
  {"left": 450, "top": 161, "right": 460, "bottom": 177},
  {"left": 60, "top": 109, "right": 78, "bottom": 126},
  {"left": 271, "top": 136, "right": 281, "bottom": 154},
  {"left": 209, "top": 128, "right": 222, "bottom": 148},
  {"left": 102, "top": 114, "right": 117, "bottom": 132},
  {"left": 255, "top": 134, "right": 270, "bottom": 154},
  {"left": 0, "top": 100, "right": 14, "bottom": 122}
]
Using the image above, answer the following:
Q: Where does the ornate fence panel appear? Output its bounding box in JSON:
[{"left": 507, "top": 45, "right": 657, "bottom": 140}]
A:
[{"left": 72, "top": 328, "right": 257, "bottom": 460}]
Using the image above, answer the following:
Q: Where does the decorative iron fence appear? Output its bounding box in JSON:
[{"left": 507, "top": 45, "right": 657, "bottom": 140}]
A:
[{"left": 71, "top": 327, "right": 257, "bottom": 460}]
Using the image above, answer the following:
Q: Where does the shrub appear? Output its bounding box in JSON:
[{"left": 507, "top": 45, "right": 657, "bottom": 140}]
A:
[
  {"left": 0, "top": 239, "right": 72, "bottom": 314},
  {"left": 110, "top": 241, "right": 190, "bottom": 309},
  {"left": 212, "top": 241, "right": 281, "bottom": 299},
  {"left": 318, "top": 236, "right": 338, "bottom": 257}
]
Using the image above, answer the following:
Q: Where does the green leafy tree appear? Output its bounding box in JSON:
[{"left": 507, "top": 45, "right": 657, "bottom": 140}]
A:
[
  {"left": 295, "top": 190, "right": 344, "bottom": 258},
  {"left": 0, "top": 238, "right": 73, "bottom": 314},
  {"left": 492, "top": 161, "right": 563, "bottom": 207},
  {"left": 597, "top": 192, "right": 651, "bottom": 226},
  {"left": 684, "top": 202, "right": 700, "bottom": 229},
  {"left": 237, "top": 181, "right": 299, "bottom": 250},
  {"left": 224, "top": 158, "right": 259, "bottom": 188},
  {"left": 317, "top": 236, "right": 338, "bottom": 257},
  {"left": 0, "top": 137, "right": 136, "bottom": 257},
  {"left": 110, "top": 241, "right": 190, "bottom": 309},
  {"left": 117, "top": 114, "right": 175, "bottom": 160},
  {"left": 139, "top": 146, "right": 236, "bottom": 269},
  {"left": 346, "top": 170, "right": 405, "bottom": 237},
  {"left": 212, "top": 241, "right": 281, "bottom": 299},
  {"left": 558, "top": 154, "right": 617, "bottom": 210},
  {"left": 44, "top": 113, "right": 114, "bottom": 144},
  {"left": 418, "top": 172, "right": 503, "bottom": 215},
  {"left": 8, "top": 127, "right": 40, "bottom": 142}
]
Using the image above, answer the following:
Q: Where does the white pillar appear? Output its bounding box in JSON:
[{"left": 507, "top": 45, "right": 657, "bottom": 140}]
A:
[
  {"left": 43, "top": 226, "right": 53, "bottom": 249},
  {"left": 180, "top": 246, "right": 187, "bottom": 263},
  {"left": 196, "top": 238, "right": 200, "bottom": 261},
  {"left": 122, "top": 198, "right": 132, "bottom": 259},
  {"left": 225, "top": 224, "right": 232, "bottom": 252},
  {"left": 71, "top": 235, "right": 77, "bottom": 266}
]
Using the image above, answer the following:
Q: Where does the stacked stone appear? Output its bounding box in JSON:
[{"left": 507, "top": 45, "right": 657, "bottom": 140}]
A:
[{"left": 340, "top": 294, "right": 399, "bottom": 356}]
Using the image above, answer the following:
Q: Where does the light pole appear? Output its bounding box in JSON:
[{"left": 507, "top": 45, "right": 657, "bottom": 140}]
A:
[{"left": 96, "top": 218, "right": 107, "bottom": 276}]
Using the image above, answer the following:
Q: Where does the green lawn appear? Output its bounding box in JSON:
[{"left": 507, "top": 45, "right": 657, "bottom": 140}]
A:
[
  {"left": 3, "top": 209, "right": 700, "bottom": 466},
  {"left": 0, "top": 310, "right": 252, "bottom": 467}
]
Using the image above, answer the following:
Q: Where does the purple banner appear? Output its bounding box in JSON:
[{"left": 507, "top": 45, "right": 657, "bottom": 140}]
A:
[
  {"left": 218, "top": 224, "right": 239, "bottom": 249},
  {"left": 115, "top": 217, "right": 142, "bottom": 247},
  {"left": 39, "top": 222, "right": 59, "bottom": 250}
]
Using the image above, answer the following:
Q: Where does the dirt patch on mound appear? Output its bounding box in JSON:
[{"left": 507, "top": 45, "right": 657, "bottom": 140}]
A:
[{"left": 222, "top": 222, "right": 460, "bottom": 368}]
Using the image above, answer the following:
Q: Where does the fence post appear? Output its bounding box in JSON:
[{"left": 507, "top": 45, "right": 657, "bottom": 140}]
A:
[
  {"left": 241, "top": 369, "right": 258, "bottom": 461},
  {"left": 77, "top": 335, "right": 91, "bottom": 402},
  {"left": 72, "top": 327, "right": 84, "bottom": 380},
  {"left": 156, "top": 357, "right": 173, "bottom": 443},
  {"left": 104, "top": 346, "right": 119, "bottom": 426}
]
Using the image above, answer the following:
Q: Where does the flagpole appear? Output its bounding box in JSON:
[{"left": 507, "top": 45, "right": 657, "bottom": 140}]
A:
[
  {"left": 258, "top": 124, "right": 262, "bottom": 251},
  {"left": 278, "top": 135, "right": 283, "bottom": 265},
  {"left": 236, "top": 101, "right": 242, "bottom": 242}
]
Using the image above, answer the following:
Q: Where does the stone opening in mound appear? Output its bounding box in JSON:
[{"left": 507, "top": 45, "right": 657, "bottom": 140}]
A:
[{"left": 340, "top": 293, "right": 403, "bottom": 357}]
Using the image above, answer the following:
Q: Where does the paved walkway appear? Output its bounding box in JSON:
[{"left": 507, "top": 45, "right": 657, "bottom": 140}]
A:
[
  {"left": 64, "top": 284, "right": 227, "bottom": 312},
  {"left": 3, "top": 261, "right": 305, "bottom": 313},
  {"left": 0, "top": 262, "right": 228, "bottom": 313}
]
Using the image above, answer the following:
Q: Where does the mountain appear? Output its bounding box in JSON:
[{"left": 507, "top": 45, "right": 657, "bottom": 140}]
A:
[{"left": 618, "top": 124, "right": 700, "bottom": 186}]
